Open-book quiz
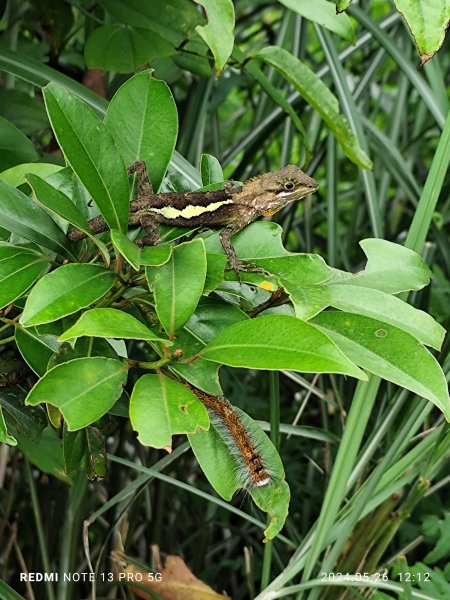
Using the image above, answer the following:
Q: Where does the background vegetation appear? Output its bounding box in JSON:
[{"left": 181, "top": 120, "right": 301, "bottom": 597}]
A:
[{"left": 0, "top": 1, "right": 449, "bottom": 599}]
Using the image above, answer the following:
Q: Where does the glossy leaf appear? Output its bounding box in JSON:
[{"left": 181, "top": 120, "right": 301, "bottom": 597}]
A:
[
  {"left": 313, "top": 312, "right": 450, "bottom": 419},
  {"left": 189, "top": 404, "right": 290, "bottom": 540},
  {"left": 140, "top": 245, "right": 172, "bottom": 266},
  {"left": 204, "top": 222, "right": 333, "bottom": 284},
  {"left": 285, "top": 284, "right": 331, "bottom": 320},
  {"left": 331, "top": 238, "right": 433, "bottom": 293},
  {"left": 1, "top": 389, "right": 48, "bottom": 443},
  {"left": 0, "top": 163, "right": 61, "bottom": 187},
  {"left": 329, "top": 284, "right": 445, "bottom": 350},
  {"left": 48, "top": 337, "right": 119, "bottom": 370},
  {"left": 392, "top": 0, "right": 450, "bottom": 65},
  {"left": 0, "top": 245, "right": 49, "bottom": 309},
  {"left": 0, "top": 180, "right": 74, "bottom": 258},
  {"left": 279, "top": 0, "right": 355, "bottom": 43},
  {"left": 15, "top": 325, "right": 61, "bottom": 375},
  {"left": 99, "top": 0, "right": 203, "bottom": 47},
  {"left": 0, "top": 404, "right": 17, "bottom": 446},
  {"left": 251, "top": 47, "right": 372, "bottom": 169},
  {"left": 15, "top": 426, "right": 72, "bottom": 483},
  {"left": 59, "top": 308, "right": 170, "bottom": 343},
  {"left": 85, "top": 25, "right": 173, "bottom": 73},
  {"left": 147, "top": 239, "right": 207, "bottom": 336},
  {"left": 200, "top": 154, "right": 224, "bottom": 185},
  {"left": 171, "top": 299, "right": 248, "bottom": 394},
  {"left": 194, "top": 0, "right": 235, "bottom": 75},
  {"left": 0, "top": 89, "right": 49, "bottom": 136},
  {"left": 63, "top": 425, "right": 107, "bottom": 479},
  {"left": 28, "top": 173, "right": 111, "bottom": 261},
  {"left": 110, "top": 230, "right": 141, "bottom": 270},
  {"left": 43, "top": 82, "right": 129, "bottom": 232},
  {"left": 336, "top": 0, "right": 352, "bottom": 12},
  {"left": 25, "top": 357, "right": 128, "bottom": 430},
  {"left": 130, "top": 374, "right": 209, "bottom": 448},
  {"left": 20, "top": 264, "right": 115, "bottom": 326},
  {"left": 201, "top": 314, "right": 366, "bottom": 379},
  {"left": 0, "top": 115, "right": 38, "bottom": 171},
  {"left": 104, "top": 72, "right": 178, "bottom": 191},
  {"left": 27, "top": 173, "right": 89, "bottom": 231}
]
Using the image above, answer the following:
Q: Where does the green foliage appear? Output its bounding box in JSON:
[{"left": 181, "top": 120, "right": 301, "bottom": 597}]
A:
[{"left": 0, "top": 1, "right": 449, "bottom": 598}]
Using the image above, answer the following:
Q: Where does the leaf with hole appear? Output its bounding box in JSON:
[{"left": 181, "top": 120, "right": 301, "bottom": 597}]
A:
[
  {"left": 130, "top": 374, "right": 209, "bottom": 449},
  {"left": 313, "top": 312, "right": 450, "bottom": 419}
]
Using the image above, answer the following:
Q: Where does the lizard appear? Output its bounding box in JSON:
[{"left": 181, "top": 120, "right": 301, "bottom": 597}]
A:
[{"left": 68, "top": 161, "right": 318, "bottom": 272}]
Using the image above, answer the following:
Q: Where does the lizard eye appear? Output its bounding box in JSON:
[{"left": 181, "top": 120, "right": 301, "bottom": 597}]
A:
[{"left": 284, "top": 181, "right": 295, "bottom": 191}]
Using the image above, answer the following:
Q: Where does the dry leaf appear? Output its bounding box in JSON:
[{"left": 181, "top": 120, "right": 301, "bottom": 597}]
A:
[{"left": 115, "top": 548, "right": 231, "bottom": 600}]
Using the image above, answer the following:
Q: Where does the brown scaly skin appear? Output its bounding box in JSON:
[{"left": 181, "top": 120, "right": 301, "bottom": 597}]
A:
[{"left": 68, "top": 161, "right": 318, "bottom": 271}]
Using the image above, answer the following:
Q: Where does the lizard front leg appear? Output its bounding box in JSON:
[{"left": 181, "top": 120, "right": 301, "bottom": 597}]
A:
[{"left": 220, "top": 223, "right": 266, "bottom": 274}]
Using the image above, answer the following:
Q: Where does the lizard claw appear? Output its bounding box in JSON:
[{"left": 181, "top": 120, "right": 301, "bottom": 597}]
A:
[{"left": 226, "top": 260, "right": 271, "bottom": 277}]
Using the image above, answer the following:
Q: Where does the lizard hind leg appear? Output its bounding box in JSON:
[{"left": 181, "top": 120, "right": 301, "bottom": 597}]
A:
[
  {"left": 127, "top": 160, "right": 154, "bottom": 196},
  {"left": 138, "top": 213, "right": 160, "bottom": 247}
]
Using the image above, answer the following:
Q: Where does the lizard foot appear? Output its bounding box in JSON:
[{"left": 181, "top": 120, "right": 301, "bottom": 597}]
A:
[{"left": 226, "top": 260, "right": 271, "bottom": 277}]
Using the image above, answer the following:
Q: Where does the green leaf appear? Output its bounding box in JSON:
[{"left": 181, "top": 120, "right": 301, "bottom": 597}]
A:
[
  {"left": 147, "top": 239, "right": 207, "bottom": 336},
  {"left": 0, "top": 163, "right": 61, "bottom": 187},
  {"left": 189, "top": 403, "right": 290, "bottom": 540},
  {"left": 279, "top": 0, "right": 355, "bottom": 43},
  {"left": 20, "top": 264, "right": 115, "bottom": 327},
  {"left": 0, "top": 578, "right": 27, "bottom": 599},
  {"left": 130, "top": 374, "right": 209, "bottom": 448},
  {"left": 194, "top": 0, "right": 235, "bottom": 75},
  {"left": 110, "top": 230, "right": 141, "bottom": 270},
  {"left": 329, "top": 284, "right": 445, "bottom": 350},
  {"left": 0, "top": 245, "right": 49, "bottom": 309},
  {"left": 200, "top": 154, "right": 224, "bottom": 185},
  {"left": 204, "top": 222, "right": 334, "bottom": 284},
  {"left": 99, "top": 0, "right": 203, "bottom": 47},
  {"left": 28, "top": 173, "right": 111, "bottom": 261},
  {"left": 63, "top": 426, "right": 107, "bottom": 479},
  {"left": 331, "top": 238, "right": 433, "bottom": 293},
  {"left": 43, "top": 82, "right": 129, "bottom": 232},
  {"left": 0, "top": 115, "right": 38, "bottom": 171},
  {"left": 336, "top": 0, "right": 352, "bottom": 12},
  {"left": 201, "top": 314, "right": 366, "bottom": 379},
  {"left": 392, "top": 0, "right": 450, "bottom": 65},
  {"left": 48, "top": 337, "right": 119, "bottom": 369},
  {"left": 104, "top": 71, "right": 178, "bottom": 192},
  {"left": 85, "top": 25, "right": 173, "bottom": 73},
  {"left": 140, "top": 245, "right": 172, "bottom": 266},
  {"left": 0, "top": 89, "right": 49, "bottom": 136},
  {"left": 285, "top": 284, "right": 331, "bottom": 320},
  {"left": 59, "top": 308, "right": 170, "bottom": 344},
  {"left": 313, "top": 312, "right": 450, "bottom": 419},
  {"left": 25, "top": 357, "right": 128, "bottom": 430},
  {"left": 0, "top": 403, "right": 17, "bottom": 445},
  {"left": 1, "top": 389, "right": 48, "bottom": 443},
  {"left": 15, "top": 425, "right": 73, "bottom": 483},
  {"left": 27, "top": 173, "right": 89, "bottom": 231},
  {"left": 171, "top": 299, "right": 248, "bottom": 394},
  {"left": 204, "top": 252, "right": 227, "bottom": 294},
  {"left": 15, "top": 324, "right": 62, "bottom": 375},
  {"left": 251, "top": 46, "right": 372, "bottom": 169},
  {"left": 0, "top": 180, "right": 74, "bottom": 258}
]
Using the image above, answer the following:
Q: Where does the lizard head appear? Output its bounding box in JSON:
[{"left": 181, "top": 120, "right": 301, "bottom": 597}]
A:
[{"left": 249, "top": 164, "right": 318, "bottom": 215}]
